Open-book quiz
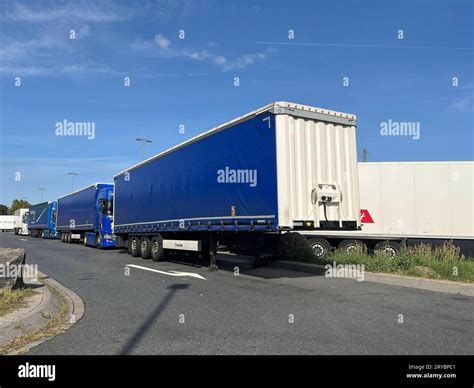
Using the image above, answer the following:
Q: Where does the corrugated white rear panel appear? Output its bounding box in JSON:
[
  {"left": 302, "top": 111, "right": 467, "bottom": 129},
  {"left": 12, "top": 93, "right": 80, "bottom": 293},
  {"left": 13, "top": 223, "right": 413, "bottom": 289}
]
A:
[
  {"left": 359, "top": 162, "right": 474, "bottom": 238},
  {"left": 275, "top": 114, "right": 360, "bottom": 228}
]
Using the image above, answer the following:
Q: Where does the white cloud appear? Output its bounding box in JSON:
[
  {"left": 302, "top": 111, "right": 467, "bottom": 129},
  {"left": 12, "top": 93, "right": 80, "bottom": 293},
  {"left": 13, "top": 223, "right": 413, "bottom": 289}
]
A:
[
  {"left": 131, "top": 35, "right": 272, "bottom": 72},
  {"left": 188, "top": 50, "right": 210, "bottom": 60},
  {"left": 448, "top": 95, "right": 474, "bottom": 112},
  {"left": 4, "top": 2, "right": 121, "bottom": 23},
  {"left": 213, "top": 56, "right": 226, "bottom": 66},
  {"left": 0, "top": 1, "right": 126, "bottom": 76},
  {"left": 154, "top": 33, "right": 171, "bottom": 50},
  {"left": 218, "top": 50, "right": 270, "bottom": 71}
]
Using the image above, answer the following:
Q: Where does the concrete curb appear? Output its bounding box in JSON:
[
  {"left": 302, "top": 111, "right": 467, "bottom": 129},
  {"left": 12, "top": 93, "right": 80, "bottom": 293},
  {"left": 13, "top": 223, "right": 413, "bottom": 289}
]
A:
[
  {"left": 267, "top": 260, "right": 474, "bottom": 297},
  {"left": 2, "top": 271, "right": 85, "bottom": 354},
  {"left": 0, "top": 284, "right": 50, "bottom": 332},
  {"left": 363, "top": 272, "right": 474, "bottom": 297},
  {"left": 39, "top": 271, "right": 85, "bottom": 328},
  {"left": 266, "top": 260, "right": 325, "bottom": 275}
]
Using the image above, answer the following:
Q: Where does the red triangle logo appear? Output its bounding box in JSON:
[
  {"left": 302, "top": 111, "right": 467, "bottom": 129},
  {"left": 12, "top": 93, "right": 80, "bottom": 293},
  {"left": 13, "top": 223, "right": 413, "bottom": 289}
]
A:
[{"left": 360, "top": 209, "right": 374, "bottom": 223}]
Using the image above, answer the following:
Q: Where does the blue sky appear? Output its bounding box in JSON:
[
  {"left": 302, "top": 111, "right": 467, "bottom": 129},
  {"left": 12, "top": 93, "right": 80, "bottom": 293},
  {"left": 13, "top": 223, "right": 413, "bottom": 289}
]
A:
[{"left": 0, "top": 0, "right": 473, "bottom": 206}]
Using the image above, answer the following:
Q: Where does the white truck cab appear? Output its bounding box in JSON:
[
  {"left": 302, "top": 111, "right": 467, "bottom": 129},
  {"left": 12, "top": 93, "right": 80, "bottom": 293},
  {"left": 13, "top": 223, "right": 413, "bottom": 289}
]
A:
[{"left": 13, "top": 208, "right": 29, "bottom": 236}]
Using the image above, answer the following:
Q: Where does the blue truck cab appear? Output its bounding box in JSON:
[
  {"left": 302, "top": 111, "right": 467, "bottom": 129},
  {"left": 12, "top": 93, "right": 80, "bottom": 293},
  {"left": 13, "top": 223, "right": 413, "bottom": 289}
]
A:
[
  {"left": 57, "top": 183, "right": 115, "bottom": 248},
  {"left": 27, "top": 201, "right": 57, "bottom": 238},
  {"left": 85, "top": 184, "right": 114, "bottom": 248}
]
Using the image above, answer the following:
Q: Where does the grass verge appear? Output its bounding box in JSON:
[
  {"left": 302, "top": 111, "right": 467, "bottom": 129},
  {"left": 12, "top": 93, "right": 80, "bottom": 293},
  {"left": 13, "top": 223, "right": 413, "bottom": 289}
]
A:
[
  {"left": 312, "top": 242, "right": 474, "bottom": 283},
  {"left": 0, "top": 284, "right": 69, "bottom": 354},
  {"left": 0, "top": 288, "right": 36, "bottom": 317}
]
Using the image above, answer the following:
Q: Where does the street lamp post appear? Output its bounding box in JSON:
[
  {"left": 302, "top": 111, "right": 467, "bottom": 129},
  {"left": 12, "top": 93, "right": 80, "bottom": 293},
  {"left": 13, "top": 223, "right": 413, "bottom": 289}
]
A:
[
  {"left": 136, "top": 138, "right": 152, "bottom": 161},
  {"left": 38, "top": 188, "right": 46, "bottom": 202},
  {"left": 68, "top": 173, "right": 79, "bottom": 192}
]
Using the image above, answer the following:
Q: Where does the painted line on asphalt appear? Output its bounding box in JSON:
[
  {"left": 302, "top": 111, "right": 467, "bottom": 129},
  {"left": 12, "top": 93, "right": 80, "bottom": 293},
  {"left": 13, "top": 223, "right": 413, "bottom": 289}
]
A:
[
  {"left": 20, "top": 239, "right": 28, "bottom": 241},
  {"left": 126, "top": 264, "right": 207, "bottom": 280}
]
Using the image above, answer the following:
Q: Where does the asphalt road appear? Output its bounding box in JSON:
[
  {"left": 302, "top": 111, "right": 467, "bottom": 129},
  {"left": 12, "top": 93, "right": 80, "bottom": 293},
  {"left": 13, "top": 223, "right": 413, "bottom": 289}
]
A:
[{"left": 1, "top": 232, "right": 473, "bottom": 355}]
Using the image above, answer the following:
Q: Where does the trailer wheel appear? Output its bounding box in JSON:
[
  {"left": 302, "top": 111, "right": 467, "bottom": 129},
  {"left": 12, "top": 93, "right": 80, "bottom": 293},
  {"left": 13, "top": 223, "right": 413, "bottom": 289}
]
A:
[
  {"left": 338, "top": 240, "right": 367, "bottom": 254},
  {"left": 140, "top": 237, "right": 152, "bottom": 259},
  {"left": 66, "top": 233, "right": 71, "bottom": 243},
  {"left": 130, "top": 236, "right": 141, "bottom": 257},
  {"left": 307, "top": 238, "right": 331, "bottom": 260},
  {"left": 374, "top": 241, "right": 400, "bottom": 258},
  {"left": 151, "top": 236, "right": 165, "bottom": 262}
]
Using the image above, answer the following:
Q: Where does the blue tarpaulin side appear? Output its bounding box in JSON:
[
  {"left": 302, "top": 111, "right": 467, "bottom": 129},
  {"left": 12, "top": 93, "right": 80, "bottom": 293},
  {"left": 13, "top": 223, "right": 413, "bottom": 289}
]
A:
[
  {"left": 27, "top": 202, "right": 49, "bottom": 229},
  {"left": 114, "top": 113, "right": 278, "bottom": 233},
  {"left": 57, "top": 184, "right": 112, "bottom": 231}
]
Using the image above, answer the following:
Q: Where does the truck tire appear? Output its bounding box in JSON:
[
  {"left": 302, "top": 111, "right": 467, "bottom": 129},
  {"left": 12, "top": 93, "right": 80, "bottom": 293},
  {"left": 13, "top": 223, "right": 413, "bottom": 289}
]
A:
[
  {"left": 130, "top": 236, "right": 141, "bottom": 257},
  {"left": 307, "top": 238, "right": 331, "bottom": 260},
  {"left": 140, "top": 237, "right": 152, "bottom": 259},
  {"left": 66, "top": 233, "right": 71, "bottom": 243},
  {"left": 151, "top": 236, "right": 165, "bottom": 262},
  {"left": 83, "top": 234, "right": 88, "bottom": 246},
  {"left": 338, "top": 239, "right": 367, "bottom": 254},
  {"left": 374, "top": 241, "right": 400, "bottom": 258}
]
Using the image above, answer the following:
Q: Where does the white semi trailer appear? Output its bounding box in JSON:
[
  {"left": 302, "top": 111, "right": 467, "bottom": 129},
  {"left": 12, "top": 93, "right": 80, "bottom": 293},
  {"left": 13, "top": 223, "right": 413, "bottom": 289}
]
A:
[
  {"left": 301, "top": 161, "right": 474, "bottom": 258},
  {"left": 0, "top": 215, "right": 15, "bottom": 232}
]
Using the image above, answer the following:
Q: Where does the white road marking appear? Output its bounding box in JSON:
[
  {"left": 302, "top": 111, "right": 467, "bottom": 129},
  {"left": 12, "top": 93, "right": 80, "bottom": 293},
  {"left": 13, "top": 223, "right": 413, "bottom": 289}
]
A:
[
  {"left": 20, "top": 238, "right": 28, "bottom": 241},
  {"left": 126, "top": 264, "right": 207, "bottom": 280}
]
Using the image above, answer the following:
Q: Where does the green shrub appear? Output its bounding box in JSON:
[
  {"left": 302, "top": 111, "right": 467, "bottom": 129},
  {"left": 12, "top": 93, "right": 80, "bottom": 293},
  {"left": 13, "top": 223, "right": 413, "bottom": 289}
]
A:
[{"left": 309, "top": 241, "right": 474, "bottom": 283}]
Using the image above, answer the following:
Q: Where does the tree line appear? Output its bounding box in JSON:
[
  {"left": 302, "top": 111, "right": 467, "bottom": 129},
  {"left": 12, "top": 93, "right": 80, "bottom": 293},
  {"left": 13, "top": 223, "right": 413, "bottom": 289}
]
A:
[{"left": 0, "top": 200, "right": 31, "bottom": 215}]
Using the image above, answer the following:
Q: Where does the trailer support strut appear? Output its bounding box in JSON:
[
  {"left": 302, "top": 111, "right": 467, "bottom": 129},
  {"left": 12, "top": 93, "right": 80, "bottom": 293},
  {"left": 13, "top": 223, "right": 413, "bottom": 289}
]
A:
[{"left": 207, "top": 234, "right": 218, "bottom": 272}]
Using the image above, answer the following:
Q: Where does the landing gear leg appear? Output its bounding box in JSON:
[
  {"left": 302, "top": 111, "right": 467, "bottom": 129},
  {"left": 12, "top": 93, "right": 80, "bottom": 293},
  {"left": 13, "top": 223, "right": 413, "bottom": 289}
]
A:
[{"left": 207, "top": 234, "right": 218, "bottom": 272}]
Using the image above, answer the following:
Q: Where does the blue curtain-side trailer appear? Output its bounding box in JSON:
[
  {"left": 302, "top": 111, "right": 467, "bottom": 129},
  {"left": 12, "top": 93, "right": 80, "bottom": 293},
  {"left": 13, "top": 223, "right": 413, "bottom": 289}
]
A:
[
  {"left": 27, "top": 201, "right": 58, "bottom": 239},
  {"left": 113, "top": 102, "right": 360, "bottom": 269},
  {"left": 56, "top": 183, "right": 115, "bottom": 248}
]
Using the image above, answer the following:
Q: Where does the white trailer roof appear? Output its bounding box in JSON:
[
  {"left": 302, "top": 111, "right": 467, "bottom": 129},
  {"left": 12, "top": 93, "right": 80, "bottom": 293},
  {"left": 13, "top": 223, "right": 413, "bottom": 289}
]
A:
[{"left": 115, "top": 101, "right": 357, "bottom": 177}]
